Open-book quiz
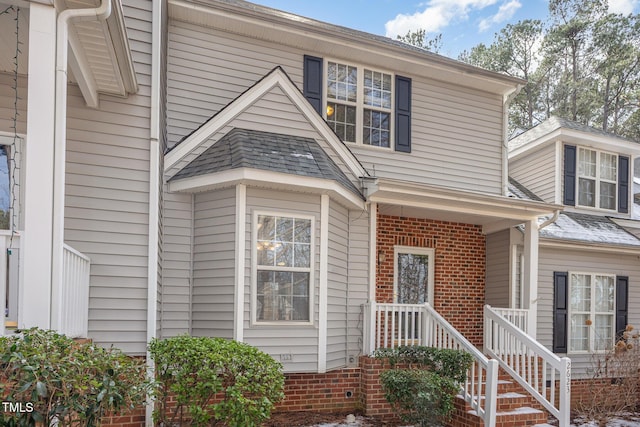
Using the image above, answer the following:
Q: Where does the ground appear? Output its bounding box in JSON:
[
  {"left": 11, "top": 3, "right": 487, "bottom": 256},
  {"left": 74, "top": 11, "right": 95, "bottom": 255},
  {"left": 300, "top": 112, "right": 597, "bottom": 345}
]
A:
[
  {"left": 264, "top": 411, "right": 640, "bottom": 427},
  {"left": 264, "top": 411, "right": 390, "bottom": 426}
]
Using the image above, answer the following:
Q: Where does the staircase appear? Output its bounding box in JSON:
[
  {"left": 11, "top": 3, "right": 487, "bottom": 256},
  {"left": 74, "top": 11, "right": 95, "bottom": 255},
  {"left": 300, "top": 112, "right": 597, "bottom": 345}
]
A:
[
  {"left": 363, "top": 302, "right": 571, "bottom": 427},
  {"left": 450, "top": 369, "right": 552, "bottom": 427}
]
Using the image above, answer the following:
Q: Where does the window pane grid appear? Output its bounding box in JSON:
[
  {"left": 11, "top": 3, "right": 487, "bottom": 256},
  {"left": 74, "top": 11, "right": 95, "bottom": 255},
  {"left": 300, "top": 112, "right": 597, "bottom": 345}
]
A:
[
  {"left": 569, "top": 272, "right": 615, "bottom": 352},
  {"left": 576, "top": 148, "right": 617, "bottom": 210},
  {"left": 325, "top": 61, "right": 394, "bottom": 148},
  {"left": 363, "top": 109, "right": 390, "bottom": 147},
  {"left": 256, "top": 215, "right": 312, "bottom": 322}
]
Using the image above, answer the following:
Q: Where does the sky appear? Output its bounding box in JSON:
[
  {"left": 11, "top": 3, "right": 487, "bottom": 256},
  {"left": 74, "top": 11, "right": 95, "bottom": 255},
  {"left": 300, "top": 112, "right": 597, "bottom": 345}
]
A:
[{"left": 250, "top": 0, "right": 640, "bottom": 59}]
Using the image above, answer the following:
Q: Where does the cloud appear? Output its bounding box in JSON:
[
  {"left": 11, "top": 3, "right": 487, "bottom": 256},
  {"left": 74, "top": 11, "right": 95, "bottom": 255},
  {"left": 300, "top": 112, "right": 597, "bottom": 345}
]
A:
[
  {"left": 478, "top": 0, "right": 522, "bottom": 32},
  {"left": 384, "top": 0, "right": 498, "bottom": 38},
  {"left": 608, "top": 0, "right": 639, "bottom": 14}
]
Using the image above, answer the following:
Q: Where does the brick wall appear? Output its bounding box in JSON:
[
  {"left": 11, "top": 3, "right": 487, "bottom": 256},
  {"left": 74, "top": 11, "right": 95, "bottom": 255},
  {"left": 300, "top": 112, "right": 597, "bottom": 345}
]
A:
[
  {"left": 376, "top": 213, "right": 486, "bottom": 347},
  {"left": 275, "top": 369, "right": 361, "bottom": 412}
]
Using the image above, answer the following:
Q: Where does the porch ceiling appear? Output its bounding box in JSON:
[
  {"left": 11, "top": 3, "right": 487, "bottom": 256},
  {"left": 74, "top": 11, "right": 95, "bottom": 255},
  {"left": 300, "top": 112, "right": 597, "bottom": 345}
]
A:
[
  {"left": 0, "top": 0, "right": 137, "bottom": 106},
  {"left": 368, "top": 178, "right": 563, "bottom": 234}
]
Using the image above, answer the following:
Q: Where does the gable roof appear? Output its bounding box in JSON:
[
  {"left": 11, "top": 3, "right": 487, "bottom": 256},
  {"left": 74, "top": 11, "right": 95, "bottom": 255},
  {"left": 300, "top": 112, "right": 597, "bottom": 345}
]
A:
[
  {"left": 509, "top": 116, "right": 640, "bottom": 159},
  {"left": 164, "top": 66, "right": 367, "bottom": 181},
  {"left": 171, "top": 128, "right": 363, "bottom": 198}
]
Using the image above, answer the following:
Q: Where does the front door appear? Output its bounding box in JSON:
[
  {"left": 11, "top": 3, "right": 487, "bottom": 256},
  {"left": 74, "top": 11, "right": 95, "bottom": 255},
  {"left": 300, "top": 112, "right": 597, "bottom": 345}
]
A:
[{"left": 394, "top": 246, "right": 434, "bottom": 304}]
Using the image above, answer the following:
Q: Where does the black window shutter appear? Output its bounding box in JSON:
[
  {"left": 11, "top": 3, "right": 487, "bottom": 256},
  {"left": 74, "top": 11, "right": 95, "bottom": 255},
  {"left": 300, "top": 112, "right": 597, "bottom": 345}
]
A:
[
  {"left": 303, "top": 55, "right": 323, "bottom": 115},
  {"left": 563, "top": 145, "right": 577, "bottom": 206},
  {"left": 618, "top": 156, "right": 630, "bottom": 213},
  {"left": 395, "top": 75, "right": 411, "bottom": 153},
  {"left": 616, "top": 276, "right": 629, "bottom": 340},
  {"left": 553, "top": 272, "right": 569, "bottom": 353}
]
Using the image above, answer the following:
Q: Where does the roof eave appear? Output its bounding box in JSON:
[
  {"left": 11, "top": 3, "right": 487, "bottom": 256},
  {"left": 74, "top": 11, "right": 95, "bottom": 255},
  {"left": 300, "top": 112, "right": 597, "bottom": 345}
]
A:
[{"left": 168, "top": 0, "right": 524, "bottom": 96}]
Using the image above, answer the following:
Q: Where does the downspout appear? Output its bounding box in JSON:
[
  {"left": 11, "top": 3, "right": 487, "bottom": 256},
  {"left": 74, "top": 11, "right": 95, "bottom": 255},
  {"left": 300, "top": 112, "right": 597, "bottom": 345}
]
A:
[
  {"left": 51, "top": 0, "right": 112, "bottom": 331},
  {"left": 147, "top": 0, "right": 163, "bottom": 425},
  {"left": 502, "top": 86, "right": 522, "bottom": 196},
  {"left": 538, "top": 210, "right": 560, "bottom": 230}
]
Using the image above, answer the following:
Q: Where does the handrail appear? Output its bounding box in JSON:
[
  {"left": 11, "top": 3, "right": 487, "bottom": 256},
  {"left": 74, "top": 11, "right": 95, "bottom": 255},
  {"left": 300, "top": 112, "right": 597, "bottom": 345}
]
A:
[
  {"left": 365, "top": 302, "right": 498, "bottom": 427},
  {"left": 490, "top": 307, "right": 529, "bottom": 334},
  {"left": 484, "top": 305, "right": 571, "bottom": 427}
]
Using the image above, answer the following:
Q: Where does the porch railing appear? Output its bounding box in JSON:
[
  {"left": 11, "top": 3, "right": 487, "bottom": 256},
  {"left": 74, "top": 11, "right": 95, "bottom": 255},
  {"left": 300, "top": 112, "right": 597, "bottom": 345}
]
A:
[
  {"left": 485, "top": 305, "right": 570, "bottom": 427},
  {"left": 60, "top": 244, "right": 91, "bottom": 337},
  {"left": 364, "top": 302, "right": 499, "bottom": 427},
  {"left": 490, "top": 307, "right": 529, "bottom": 334}
]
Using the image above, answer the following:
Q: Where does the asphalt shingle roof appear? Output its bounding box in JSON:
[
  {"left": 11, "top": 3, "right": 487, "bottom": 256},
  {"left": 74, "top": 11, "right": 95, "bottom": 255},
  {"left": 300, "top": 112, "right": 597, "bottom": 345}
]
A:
[
  {"left": 507, "top": 177, "right": 544, "bottom": 202},
  {"left": 538, "top": 212, "right": 640, "bottom": 247},
  {"left": 171, "top": 128, "right": 363, "bottom": 198}
]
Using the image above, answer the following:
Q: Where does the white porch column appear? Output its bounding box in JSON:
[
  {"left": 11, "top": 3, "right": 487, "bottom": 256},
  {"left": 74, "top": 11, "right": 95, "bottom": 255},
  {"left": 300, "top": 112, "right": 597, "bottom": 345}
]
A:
[
  {"left": 522, "top": 218, "right": 539, "bottom": 339},
  {"left": 19, "top": 3, "right": 57, "bottom": 329}
]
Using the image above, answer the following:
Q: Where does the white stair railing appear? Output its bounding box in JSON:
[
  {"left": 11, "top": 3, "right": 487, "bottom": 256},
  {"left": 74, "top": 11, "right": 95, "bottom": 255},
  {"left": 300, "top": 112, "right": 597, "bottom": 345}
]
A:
[
  {"left": 485, "top": 305, "right": 571, "bottom": 427},
  {"left": 61, "top": 244, "right": 91, "bottom": 337},
  {"left": 490, "top": 307, "right": 529, "bottom": 334},
  {"left": 365, "top": 302, "right": 499, "bottom": 427}
]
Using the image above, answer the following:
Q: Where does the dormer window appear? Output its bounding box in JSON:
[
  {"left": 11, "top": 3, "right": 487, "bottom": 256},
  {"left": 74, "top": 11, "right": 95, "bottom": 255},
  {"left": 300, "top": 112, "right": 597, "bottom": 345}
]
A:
[
  {"left": 564, "top": 144, "right": 630, "bottom": 213},
  {"left": 577, "top": 148, "right": 617, "bottom": 210}
]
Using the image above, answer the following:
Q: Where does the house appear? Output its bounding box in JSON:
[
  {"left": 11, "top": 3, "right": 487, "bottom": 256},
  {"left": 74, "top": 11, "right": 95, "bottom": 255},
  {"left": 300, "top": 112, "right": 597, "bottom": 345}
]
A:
[
  {"left": 0, "top": 0, "right": 597, "bottom": 425},
  {"left": 500, "top": 117, "right": 640, "bottom": 384}
]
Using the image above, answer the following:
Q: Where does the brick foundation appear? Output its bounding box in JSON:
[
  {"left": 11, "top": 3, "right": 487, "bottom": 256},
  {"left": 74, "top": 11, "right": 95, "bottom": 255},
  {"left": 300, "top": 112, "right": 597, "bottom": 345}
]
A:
[
  {"left": 376, "top": 213, "right": 486, "bottom": 347},
  {"left": 275, "top": 369, "right": 362, "bottom": 413}
]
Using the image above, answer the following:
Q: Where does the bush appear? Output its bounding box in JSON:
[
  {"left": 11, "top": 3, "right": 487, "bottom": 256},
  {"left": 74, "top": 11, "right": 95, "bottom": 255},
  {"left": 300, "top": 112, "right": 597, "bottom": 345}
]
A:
[
  {"left": 578, "top": 324, "right": 640, "bottom": 423},
  {"left": 149, "top": 335, "right": 285, "bottom": 427},
  {"left": 375, "top": 346, "right": 473, "bottom": 427},
  {"left": 0, "top": 328, "right": 149, "bottom": 427}
]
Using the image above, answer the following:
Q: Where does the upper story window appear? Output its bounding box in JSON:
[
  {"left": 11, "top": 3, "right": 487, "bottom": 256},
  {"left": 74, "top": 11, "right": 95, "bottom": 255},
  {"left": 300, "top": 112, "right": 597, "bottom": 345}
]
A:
[
  {"left": 564, "top": 144, "right": 630, "bottom": 213},
  {"left": 325, "top": 61, "right": 393, "bottom": 148},
  {"left": 254, "top": 213, "right": 313, "bottom": 324},
  {"left": 577, "top": 148, "right": 617, "bottom": 210}
]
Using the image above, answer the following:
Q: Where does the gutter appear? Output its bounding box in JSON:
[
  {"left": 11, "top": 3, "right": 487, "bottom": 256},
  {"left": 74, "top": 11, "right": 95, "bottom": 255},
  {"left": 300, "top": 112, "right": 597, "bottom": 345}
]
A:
[{"left": 50, "top": 0, "right": 112, "bottom": 331}]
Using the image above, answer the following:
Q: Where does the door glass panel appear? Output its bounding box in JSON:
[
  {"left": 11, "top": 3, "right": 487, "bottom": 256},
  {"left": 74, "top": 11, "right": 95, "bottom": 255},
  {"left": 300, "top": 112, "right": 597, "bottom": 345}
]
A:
[{"left": 397, "top": 253, "right": 430, "bottom": 304}]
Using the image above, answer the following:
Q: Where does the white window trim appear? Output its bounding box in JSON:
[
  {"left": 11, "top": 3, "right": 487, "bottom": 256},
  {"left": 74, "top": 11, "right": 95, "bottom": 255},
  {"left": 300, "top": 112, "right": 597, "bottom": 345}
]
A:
[
  {"left": 0, "top": 132, "right": 24, "bottom": 231},
  {"left": 251, "top": 210, "right": 316, "bottom": 326},
  {"left": 576, "top": 147, "right": 618, "bottom": 212},
  {"left": 393, "top": 246, "right": 435, "bottom": 305},
  {"left": 567, "top": 271, "right": 616, "bottom": 354},
  {"left": 323, "top": 58, "right": 395, "bottom": 150}
]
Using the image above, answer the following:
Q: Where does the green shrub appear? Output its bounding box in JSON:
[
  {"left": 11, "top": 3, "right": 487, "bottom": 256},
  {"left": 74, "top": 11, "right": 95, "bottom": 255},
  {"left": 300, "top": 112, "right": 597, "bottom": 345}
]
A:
[
  {"left": 375, "top": 346, "right": 473, "bottom": 427},
  {"left": 148, "top": 335, "right": 285, "bottom": 427},
  {"left": 0, "top": 328, "right": 149, "bottom": 427}
]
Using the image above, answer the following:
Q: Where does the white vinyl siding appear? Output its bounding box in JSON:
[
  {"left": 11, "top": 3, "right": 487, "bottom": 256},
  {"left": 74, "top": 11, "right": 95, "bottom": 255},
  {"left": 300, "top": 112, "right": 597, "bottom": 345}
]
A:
[
  {"left": 509, "top": 142, "right": 556, "bottom": 203},
  {"left": 346, "top": 209, "right": 370, "bottom": 364},
  {"left": 0, "top": 73, "right": 27, "bottom": 134},
  {"left": 191, "top": 188, "right": 235, "bottom": 338},
  {"left": 327, "top": 200, "right": 349, "bottom": 370},
  {"left": 537, "top": 247, "right": 640, "bottom": 377},
  {"left": 485, "top": 230, "right": 511, "bottom": 308},
  {"left": 244, "top": 188, "right": 320, "bottom": 373},
  {"left": 167, "top": 20, "right": 505, "bottom": 194},
  {"left": 161, "top": 190, "right": 192, "bottom": 337},
  {"left": 63, "top": 0, "right": 153, "bottom": 354}
]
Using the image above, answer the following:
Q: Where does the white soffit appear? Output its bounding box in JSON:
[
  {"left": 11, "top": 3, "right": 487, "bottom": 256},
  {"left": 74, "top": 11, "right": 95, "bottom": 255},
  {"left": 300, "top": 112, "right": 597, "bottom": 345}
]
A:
[{"left": 63, "top": 0, "right": 137, "bottom": 105}]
